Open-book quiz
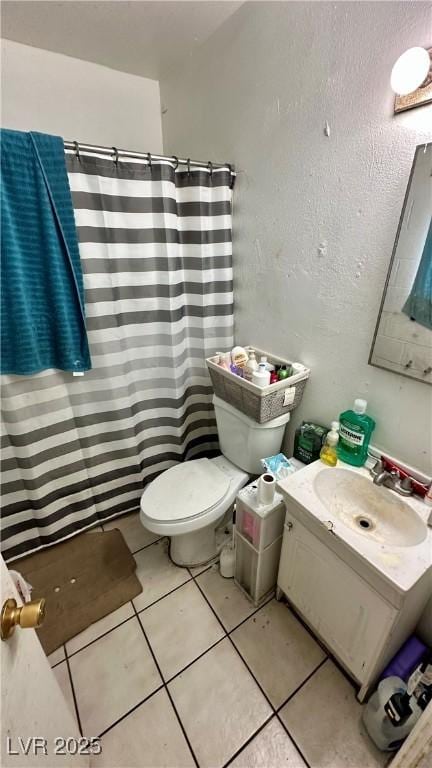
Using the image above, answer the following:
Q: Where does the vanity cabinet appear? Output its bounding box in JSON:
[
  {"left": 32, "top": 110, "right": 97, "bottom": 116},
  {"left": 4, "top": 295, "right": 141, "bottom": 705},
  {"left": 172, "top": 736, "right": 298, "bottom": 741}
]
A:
[
  {"left": 278, "top": 518, "right": 397, "bottom": 683},
  {"left": 277, "top": 461, "right": 431, "bottom": 702}
]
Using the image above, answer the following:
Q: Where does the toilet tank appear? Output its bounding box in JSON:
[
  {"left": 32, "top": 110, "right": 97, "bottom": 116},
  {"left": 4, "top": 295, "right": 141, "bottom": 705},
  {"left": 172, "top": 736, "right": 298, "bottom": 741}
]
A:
[{"left": 212, "top": 395, "right": 290, "bottom": 475}]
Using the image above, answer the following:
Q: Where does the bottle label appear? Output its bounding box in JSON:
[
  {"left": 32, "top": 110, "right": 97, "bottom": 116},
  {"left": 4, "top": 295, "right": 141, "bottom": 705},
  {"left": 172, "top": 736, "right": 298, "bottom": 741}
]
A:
[{"left": 339, "top": 422, "right": 365, "bottom": 447}]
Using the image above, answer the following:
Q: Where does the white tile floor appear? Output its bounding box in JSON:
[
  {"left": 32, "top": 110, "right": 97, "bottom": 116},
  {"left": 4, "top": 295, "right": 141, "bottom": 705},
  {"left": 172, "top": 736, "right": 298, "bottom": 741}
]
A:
[{"left": 48, "top": 512, "right": 389, "bottom": 768}]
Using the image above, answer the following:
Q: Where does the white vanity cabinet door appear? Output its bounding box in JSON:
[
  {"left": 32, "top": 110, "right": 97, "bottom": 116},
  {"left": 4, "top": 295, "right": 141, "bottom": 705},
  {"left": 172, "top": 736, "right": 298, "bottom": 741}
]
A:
[{"left": 278, "top": 517, "right": 397, "bottom": 682}]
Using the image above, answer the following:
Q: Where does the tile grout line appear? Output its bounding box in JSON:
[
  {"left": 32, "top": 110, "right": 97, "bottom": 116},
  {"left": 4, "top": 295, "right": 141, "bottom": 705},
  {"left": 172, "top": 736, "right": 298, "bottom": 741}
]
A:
[
  {"left": 221, "top": 712, "right": 275, "bottom": 768},
  {"left": 187, "top": 564, "right": 212, "bottom": 578},
  {"left": 275, "top": 656, "right": 329, "bottom": 713},
  {"left": 64, "top": 609, "right": 136, "bottom": 660},
  {"left": 97, "top": 683, "right": 165, "bottom": 738},
  {"left": 50, "top": 643, "right": 67, "bottom": 669},
  {"left": 129, "top": 537, "right": 163, "bottom": 557},
  {"left": 164, "top": 634, "right": 227, "bottom": 685},
  {"left": 274, "top": 711, "right": 313, "bottom": 768},
  {"left": 64, "top": 653, "right": 84, "bottom": 738},
  {"left": 59, "top": 573, "right": 212, "bottom": 665},
  {"left": 285, "top": 600, "right": 360, "bottom": 693},
  {"left": 58, "top": 543, "right": 322, "bottom": 766},
  {"left": 227, "top": 593, "right": 274, "bottom": 633},
  {"left": 190, "top": 573, "right": 313, "bottom": 768},
  {"left": 59, "top": 542, "right": 256, "bottom": 666},
  {"left": 189, "top": 576, "right": 279, "bottom": 705},
  {"left": 132, "top": 603, "right": 201, "bottom": 768},
  {"left": 133, "top": 573, "right": 193, "bottom": 614},
  {"left": 63, "top": 569, "right": 194, "bottom": 662},
  {"left": 61, "top": 580, "right": 322, "bottom": 699}
]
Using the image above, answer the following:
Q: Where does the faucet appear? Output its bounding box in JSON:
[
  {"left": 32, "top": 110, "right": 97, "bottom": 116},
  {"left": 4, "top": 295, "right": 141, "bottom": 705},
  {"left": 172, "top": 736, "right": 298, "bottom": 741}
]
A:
[{"left": 370, "top": 459, "right": 413, "bottom": 497}]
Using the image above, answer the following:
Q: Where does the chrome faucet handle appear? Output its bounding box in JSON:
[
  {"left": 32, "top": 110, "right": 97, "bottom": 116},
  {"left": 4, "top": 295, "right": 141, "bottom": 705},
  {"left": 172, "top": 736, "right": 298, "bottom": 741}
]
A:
[
  {"left": 399, "top": 475, "right": 413, "bottom": 492},
  {"left": 370, "top": 459, "right": 384, "bottom": 477}
]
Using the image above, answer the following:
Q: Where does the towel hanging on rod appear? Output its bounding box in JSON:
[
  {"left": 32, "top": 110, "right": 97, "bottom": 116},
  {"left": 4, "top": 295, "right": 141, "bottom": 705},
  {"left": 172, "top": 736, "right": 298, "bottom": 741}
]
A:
[{"left": 0, "top": 129, "right": 91, "bottom": 375}]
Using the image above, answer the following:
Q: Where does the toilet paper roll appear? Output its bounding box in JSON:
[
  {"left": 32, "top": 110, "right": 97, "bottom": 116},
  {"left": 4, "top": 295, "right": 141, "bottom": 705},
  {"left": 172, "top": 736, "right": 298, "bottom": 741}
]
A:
[{"left": 258, "top": 473, "right": 276, "bottom": 506}]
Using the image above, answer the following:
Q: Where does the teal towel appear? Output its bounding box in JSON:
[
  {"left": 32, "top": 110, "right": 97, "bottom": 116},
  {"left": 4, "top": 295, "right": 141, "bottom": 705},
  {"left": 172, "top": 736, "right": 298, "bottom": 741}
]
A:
[
  {"left": 402, "top": 218, "right": 432, "bottom": 331},
  {"left": 1, "top": 129, "right": 91, "bottom": 374}
]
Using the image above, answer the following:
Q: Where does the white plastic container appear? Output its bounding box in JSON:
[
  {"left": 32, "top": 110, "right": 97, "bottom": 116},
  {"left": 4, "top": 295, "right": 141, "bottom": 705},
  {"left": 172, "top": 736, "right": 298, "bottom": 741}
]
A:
[
  {"left": 252, "top": 363, "right": 271, "bottom": 387},
  {"left": 362, "top": 676, "right": 422, "bottom": 751},
  {"left": 244, "top": 350, "right": 259, "bottom": 382},
  {"left": 234, "top": 531, "right": 283, "bottom": 606},
  {"left": 220, "top": 542, "right": 236, "bottom": 578},
  {"left": 259, "top": 355, "right": 275, "bottom": 372},
  {"left": 236, "top": 480, "right": 285, "bottom": 551}
]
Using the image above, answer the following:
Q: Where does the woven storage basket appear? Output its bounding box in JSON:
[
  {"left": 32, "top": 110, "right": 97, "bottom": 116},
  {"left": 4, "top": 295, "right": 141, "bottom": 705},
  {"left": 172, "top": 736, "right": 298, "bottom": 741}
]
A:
[{"left": 206, "top": 346, "right": 310, "bottom": 424}]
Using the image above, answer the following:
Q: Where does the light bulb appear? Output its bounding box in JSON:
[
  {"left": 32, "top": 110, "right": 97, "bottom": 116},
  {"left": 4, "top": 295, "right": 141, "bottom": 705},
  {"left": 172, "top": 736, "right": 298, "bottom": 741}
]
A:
[{"left": 390, "top": 47, "right": 431, "bottom": 96}]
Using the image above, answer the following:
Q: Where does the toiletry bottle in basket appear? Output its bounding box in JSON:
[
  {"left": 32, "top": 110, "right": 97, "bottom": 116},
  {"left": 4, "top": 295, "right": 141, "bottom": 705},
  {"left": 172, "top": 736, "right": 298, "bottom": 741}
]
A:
[
  {"left": 231, "top": 346, "right": 248, "bottom": 377},
  {"left": 244, "top": 349, "right": 259, "bottom": 381},
  {"left": 252, "top": 362, "right": 271, "bottom": 387},
  {"left": 259, "top": 355, "right": 275, "bottom": 372},
  {"left": 217, "top": 352, "right": 231, "bottom": 371}
]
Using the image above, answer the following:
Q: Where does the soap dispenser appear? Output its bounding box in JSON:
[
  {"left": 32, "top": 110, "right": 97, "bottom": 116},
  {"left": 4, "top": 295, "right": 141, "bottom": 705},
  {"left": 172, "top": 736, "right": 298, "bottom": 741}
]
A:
[{"left": 320, "top": 422, "right": 339, "bottom": 466}]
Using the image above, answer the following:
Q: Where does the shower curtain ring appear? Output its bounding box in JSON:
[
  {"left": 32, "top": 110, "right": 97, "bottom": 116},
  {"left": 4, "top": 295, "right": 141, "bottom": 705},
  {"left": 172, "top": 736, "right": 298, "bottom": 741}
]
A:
[
  {"left": 111, "top": 147, "right": 119, "bottom": 165},
  {"left": 187, "top": 158, "right": 191, "bottom": 178},
  {"left": 147, "top": 152, "right": 152, "bottom": 170},
  {"left": 73, "top": 141, "right": 81, "bottom": 161},
  {"left": 226, "top": 163, "right": 235, "bottom": 190},
  {"left": 207, "top": 161, "right": 213, "bottom": 179},
  {"left": 172, "top": 155, "right": 179, "bottom": 170}
]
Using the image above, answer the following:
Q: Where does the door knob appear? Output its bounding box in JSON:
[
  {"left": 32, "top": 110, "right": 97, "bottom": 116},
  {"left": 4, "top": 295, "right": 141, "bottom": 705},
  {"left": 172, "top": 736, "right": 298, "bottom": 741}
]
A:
[{"left": 1, "top": 597, "right": 46, "bottom": 640}]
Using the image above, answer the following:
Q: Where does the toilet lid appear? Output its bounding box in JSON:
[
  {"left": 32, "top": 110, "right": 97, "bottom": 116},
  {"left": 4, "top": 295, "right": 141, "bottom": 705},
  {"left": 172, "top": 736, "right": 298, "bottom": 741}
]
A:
[{"left": 142, "top": 458, "right": 231, "bottom": 522}]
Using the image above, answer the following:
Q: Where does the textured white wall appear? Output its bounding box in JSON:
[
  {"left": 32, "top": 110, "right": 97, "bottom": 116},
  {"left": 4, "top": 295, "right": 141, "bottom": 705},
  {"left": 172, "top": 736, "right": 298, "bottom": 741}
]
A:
[
  {"left": 1, "top": 40, "right": 163, "bottom": 151},
  {"left": 161, "top": 1, "right": 432, "bottom": 474}
]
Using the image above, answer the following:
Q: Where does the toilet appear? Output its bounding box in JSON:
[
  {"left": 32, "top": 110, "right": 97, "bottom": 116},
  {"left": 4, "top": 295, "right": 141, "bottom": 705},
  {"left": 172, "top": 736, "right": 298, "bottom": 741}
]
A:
[{"left": 140, "top": 395, "right": 290, "bottom": 567}]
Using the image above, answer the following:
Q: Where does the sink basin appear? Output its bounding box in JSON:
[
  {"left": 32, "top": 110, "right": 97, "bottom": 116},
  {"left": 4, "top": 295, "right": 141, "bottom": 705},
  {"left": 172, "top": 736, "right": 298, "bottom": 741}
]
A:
[{"left": 313, "top": 468, "right": 427, "bottom": 547}]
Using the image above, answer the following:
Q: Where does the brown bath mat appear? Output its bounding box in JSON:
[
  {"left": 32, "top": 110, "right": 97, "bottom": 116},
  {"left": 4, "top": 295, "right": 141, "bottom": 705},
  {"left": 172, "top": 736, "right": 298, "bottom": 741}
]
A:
[{"left": 15, "top": 530, "right": 142, "bottom": 655}]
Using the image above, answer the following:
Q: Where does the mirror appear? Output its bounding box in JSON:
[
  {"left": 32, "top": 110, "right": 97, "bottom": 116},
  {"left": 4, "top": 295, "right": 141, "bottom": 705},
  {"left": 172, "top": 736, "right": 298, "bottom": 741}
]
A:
[{"left": 369, "top": 143, "right": 432, "bottom": 384}]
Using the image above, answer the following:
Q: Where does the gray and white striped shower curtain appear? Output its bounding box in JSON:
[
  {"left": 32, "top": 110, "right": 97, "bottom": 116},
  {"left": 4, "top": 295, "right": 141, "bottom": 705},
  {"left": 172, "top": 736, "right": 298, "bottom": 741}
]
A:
[{"left": 1, "top": 153, "right": 234, "bottom": 561}]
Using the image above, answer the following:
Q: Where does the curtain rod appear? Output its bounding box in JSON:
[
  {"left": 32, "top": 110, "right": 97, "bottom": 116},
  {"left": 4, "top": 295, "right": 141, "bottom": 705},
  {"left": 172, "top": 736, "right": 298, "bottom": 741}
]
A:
[{"left": 64, "top": 140, "right": 234, "bottom": 175}]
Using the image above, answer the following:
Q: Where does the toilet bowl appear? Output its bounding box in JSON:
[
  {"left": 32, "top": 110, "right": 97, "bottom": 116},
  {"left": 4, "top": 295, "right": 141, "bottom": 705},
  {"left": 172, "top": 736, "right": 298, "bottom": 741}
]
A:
[
  {"left": 140, "top": 455, "right": 248, "bottom": 566},
  {"left": 140, "top": 395, "right": 291, "bottom": 567}
]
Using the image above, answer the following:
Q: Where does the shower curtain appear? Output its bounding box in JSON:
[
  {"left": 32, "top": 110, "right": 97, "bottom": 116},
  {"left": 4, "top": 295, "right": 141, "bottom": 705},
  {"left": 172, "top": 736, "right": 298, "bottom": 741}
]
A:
[{"left": 1, "top": 152, "right": 234, "bottom": 561}]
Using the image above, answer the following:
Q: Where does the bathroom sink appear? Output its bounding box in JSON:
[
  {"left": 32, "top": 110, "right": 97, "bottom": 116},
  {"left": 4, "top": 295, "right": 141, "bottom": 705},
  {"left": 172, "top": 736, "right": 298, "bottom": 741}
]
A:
[
  {"left": 313, "top": 468, "right": 427, "bottom": 547},
  {"left": 277, "top": 460, "right": 431, "bottom": 596}
]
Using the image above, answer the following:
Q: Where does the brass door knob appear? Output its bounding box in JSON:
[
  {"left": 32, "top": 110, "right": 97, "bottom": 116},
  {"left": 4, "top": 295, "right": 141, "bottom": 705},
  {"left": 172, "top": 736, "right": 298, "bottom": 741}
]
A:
[{"left": 1, "top": 598, "right": 46, "bottom": 640}]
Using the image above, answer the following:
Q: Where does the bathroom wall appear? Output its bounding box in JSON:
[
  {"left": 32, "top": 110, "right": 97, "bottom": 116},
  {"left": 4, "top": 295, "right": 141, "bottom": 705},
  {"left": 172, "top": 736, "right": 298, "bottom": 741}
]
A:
[
  {"left": 1, "top": 39, "right": 163, "bottom": 151},
  {"left": 160, "top": 1, "right": 432, "bottom": 474}
]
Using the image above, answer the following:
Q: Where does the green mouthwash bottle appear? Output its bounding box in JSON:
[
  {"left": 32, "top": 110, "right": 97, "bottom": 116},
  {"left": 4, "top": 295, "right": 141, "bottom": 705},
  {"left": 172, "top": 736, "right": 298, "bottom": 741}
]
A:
[{"left": 337, "top": 399, "right": 375, "bottom": 467}]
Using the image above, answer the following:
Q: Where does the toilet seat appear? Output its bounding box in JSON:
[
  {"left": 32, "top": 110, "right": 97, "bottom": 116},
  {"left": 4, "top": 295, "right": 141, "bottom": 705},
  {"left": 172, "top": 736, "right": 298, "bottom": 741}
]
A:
[{"left": 141, "top": 458, "right": 232, "bottom": 532}]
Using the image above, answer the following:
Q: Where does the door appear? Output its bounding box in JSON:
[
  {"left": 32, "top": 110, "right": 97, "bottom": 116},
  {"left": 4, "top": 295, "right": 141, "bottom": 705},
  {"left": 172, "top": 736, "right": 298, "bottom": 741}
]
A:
[
  {"left": 1, "top": 555, "right": 89, "bottom": 767},
  {"left": 278, "top": 517, "right": 397, "bottom": 682}
]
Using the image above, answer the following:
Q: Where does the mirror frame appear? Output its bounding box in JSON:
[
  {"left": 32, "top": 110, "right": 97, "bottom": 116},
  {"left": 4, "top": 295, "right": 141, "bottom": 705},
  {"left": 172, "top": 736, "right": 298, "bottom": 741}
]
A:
[{"left": 368, "top": 143, "right": 431, "bottom": 385}]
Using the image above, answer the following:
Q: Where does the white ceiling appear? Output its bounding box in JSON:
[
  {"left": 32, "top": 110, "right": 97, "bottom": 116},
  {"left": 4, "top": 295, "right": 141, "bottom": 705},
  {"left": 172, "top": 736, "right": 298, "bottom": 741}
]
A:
[{"left": 0, "top": 1, "right": 244, "bottom": 80}]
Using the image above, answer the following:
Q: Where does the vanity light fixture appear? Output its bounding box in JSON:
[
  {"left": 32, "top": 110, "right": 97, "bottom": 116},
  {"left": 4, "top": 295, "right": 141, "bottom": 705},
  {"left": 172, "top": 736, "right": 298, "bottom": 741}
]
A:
[{"left": 391, "top": 46, "right": 432, "bottom": 113}]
